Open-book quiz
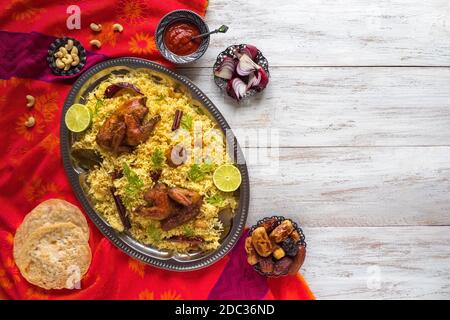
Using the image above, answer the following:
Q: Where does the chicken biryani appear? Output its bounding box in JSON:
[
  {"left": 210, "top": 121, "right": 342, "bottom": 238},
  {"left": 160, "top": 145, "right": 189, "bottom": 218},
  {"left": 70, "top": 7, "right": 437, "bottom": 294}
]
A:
[{"left": 71, "top": 70, "right": 238, "bottom": 253}]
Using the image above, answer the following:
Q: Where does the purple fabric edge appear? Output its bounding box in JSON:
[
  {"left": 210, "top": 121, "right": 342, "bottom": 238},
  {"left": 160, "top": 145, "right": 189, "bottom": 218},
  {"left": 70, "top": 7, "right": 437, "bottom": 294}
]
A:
[
  {"left": 0, "top": 30, "right": 108, "bottom": 83},
  {"left": 208, "top": 231, "right": 269, "bottom": 300}
]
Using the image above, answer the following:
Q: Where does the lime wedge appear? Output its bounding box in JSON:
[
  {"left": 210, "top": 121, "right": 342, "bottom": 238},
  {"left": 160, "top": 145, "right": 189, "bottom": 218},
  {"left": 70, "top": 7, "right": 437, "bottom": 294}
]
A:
[
  {"left": 213, "top": 164, "right": 242, "bottom": 192},
  {"left": 65, "top": 103, "right": 91, "bottom": 132}
]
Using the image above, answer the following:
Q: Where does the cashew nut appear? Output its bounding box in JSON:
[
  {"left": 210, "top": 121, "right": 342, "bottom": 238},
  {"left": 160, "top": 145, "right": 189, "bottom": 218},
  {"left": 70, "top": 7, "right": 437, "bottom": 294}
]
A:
[
  {"left": 26, "top": 95, "right": 35, "bottom": 108},
  {"left": 55, "top": 58, "right": 65, "bottom": 69},
  {"left": 25, "top": 116, "right": 35, "bottom": 128},
  {"left": 54, "top": 39, "right": 82, "bottom": 71},
  {"left": 90, "top": 39, "right": 102, "bottom": 49},
  {"left": 65, "top": 39, "right": 74, "bottom": 51},
  {"left": 90, "top": 23, "right": 102, "bottom": 32},
  {"left": 112, "top": 23, "right": 124, "bottom": 32},
  {"left": 71, "top": 55, "right": 80, "bottom": 66},
  {"left": 62, "top": 54, "right": 73, "bottom": 65}
]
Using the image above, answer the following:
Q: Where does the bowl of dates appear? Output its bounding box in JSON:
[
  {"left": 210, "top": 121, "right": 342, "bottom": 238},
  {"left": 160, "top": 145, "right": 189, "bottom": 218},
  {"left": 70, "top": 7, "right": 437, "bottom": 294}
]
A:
[{"left": 246, "top": 216, "right": 306, "bottom": 277}]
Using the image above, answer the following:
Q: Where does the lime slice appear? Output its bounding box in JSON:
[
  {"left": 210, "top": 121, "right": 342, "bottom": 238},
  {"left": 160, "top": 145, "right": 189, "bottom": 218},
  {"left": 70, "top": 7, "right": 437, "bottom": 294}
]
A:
[
  {"left": 213, "top": 164, "right": 242, "bottom": 192},
  {"left": 65, "top": 103, "right": 91, "bottom": 132}
]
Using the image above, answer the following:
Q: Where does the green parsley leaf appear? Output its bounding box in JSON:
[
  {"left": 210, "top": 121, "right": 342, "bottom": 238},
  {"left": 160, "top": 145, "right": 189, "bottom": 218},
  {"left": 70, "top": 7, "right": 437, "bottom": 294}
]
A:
[
  {"left": 122, "top": 163, "right": 144, "bottom": 206},
  {"left": 94, "top": 97, "right": 104, "bottom": 115},
  {"left": 187, "top": 163, "right": 215, "bottom": 182},
  {"left": 147, "top": 224, "right": 161, "bottom": 242},
  {"left": 206, "top": 194, "right": 225, "bottom": 205},
  {"left": 183, "top": 225, "right": 195, "bottom": 237},
  {"left": 151, "top": 148, "right": 165, "bottom": 169},
  {"left": 154, "top": 94, "right": 165, "bottom": 102},
  {"left": 180, "top": 113, "right": 193, "bottom": 130}
]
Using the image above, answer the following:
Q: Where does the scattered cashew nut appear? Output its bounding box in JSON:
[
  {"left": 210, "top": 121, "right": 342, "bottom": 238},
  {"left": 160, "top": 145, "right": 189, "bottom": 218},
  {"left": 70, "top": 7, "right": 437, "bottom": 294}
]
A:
[
  {"left": 90, "top": 39, "right": 102, "bottom": 49},
  {"left": 26, "top": 95, "right": 35, "bottom": 108},
  {"left": 112, "top": 23, "right": 124, "bottom": 32},
  {"left": 90, "top": 23, "right": 102, "bottom": 32},
  {"left": 25, "top": 116, "right": 35, "bottom": 128}
]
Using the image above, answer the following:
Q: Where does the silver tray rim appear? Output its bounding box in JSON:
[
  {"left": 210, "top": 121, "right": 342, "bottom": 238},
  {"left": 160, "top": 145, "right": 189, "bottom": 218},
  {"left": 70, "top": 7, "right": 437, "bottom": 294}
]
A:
[{"left": 60, "top": 57, "right": 250, "bottom": 271}]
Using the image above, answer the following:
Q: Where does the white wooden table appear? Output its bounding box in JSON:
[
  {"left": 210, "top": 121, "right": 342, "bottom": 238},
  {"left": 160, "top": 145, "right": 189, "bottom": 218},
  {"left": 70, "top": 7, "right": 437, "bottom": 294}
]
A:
[{"left": 181, "top": 0, "right": 450, "bottom": 299}]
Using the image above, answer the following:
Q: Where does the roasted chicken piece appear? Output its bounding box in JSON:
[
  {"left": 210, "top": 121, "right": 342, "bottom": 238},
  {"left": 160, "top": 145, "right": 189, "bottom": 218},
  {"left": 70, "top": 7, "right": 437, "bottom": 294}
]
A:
[
  {"left": 135, "top": 184, "right": 203, "bottom": 230},
  {"left": 167, "top": 187, "right": 202, "bottom": 207},
  {"left": 136, "top": 183, "right": 172, "bottom": 220},
  {"left": 160, "top": 201, "right": 203, "bottom": 231},
  {"left": 96, "top": 97, "right": 160, "bottom": 154},
  {"left": 96, "top": 115, "right": 129, "bottom": 153}
]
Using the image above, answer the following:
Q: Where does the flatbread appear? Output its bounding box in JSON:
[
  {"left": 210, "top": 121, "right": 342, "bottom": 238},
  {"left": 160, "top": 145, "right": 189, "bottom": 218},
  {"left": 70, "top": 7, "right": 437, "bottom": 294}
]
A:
[
  {"left": 14, "top": 222, "right": 91, "bottom": 290},
  {"left": 14, "top": 199, "right": 89, "bottom": 260}
]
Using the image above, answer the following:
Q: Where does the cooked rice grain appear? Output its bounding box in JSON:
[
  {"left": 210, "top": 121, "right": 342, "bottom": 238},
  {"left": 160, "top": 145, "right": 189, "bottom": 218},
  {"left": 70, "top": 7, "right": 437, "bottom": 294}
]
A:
[{"left": 73, "top": 71, "right": 237, "bottom": 252}]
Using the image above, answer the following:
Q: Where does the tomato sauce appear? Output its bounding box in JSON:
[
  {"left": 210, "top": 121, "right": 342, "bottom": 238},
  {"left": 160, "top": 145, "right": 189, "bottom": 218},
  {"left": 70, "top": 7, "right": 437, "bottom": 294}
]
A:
[{"left": 164, "top": 22, "right": 202, "bottom": 56}]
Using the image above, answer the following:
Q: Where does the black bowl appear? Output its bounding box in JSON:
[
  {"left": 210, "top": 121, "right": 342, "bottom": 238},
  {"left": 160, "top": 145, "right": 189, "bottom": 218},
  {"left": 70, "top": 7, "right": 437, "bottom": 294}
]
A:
[
  {"left": 155, "top": 10, "right": 210, "bottom": 64},
  {"left": 249, "top": 216, "right": 306, "bottom": 277},
  {"left": 47, "top": 37, "right": 86, "bottom": 76}
]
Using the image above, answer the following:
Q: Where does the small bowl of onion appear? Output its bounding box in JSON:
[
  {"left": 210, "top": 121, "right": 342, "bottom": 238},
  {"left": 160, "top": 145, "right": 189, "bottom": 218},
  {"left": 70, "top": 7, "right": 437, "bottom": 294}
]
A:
[{"left": 213, "top": 44, "right": 269, "bottom": 101}]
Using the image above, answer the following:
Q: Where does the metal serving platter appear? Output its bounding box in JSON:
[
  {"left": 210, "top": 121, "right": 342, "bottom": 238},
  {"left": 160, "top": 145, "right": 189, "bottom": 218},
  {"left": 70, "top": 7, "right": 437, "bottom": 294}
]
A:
[{"left": 61, "top": 57, "right": 249, "bottom": 271}]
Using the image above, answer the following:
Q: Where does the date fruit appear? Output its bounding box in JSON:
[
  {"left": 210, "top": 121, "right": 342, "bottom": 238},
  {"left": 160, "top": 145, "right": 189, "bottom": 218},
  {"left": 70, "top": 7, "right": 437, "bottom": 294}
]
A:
[
  {"left": 251, "top": 227, "right": 274, "bottom": 257},
  {"left": 245, "top": 236, "right": 259, "bottom": 265},
  {"left": 259, "top": 257, "right": 275, "bottom": 274},
  {"left": 259, "top": 217, "right": 279, "bottom": 233},
  {"left": 274, "top": 256, "right": 293, "bottom": 276},
  {"left": 269, "top": 219, "right": 294, "bottom": 243}
]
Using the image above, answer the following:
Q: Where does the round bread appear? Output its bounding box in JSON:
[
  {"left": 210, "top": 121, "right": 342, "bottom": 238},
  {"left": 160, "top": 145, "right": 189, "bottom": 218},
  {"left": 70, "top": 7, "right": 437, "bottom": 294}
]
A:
[
  {"left": 14, "top": 199, "right": 89, "bottom": 260},
  {"left": 15, "top": 222, "right": 91, "bottom": 290}
]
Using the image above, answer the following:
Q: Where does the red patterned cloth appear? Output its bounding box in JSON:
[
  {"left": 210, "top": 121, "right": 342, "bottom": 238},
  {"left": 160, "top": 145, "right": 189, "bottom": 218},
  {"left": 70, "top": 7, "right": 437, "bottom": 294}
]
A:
[{"left": 0, "top": 0, "right": 314, "bottom": 300}]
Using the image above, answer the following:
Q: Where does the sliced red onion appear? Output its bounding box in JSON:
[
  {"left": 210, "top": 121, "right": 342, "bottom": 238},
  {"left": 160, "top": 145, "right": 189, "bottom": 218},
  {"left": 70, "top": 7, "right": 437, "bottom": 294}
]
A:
[
  {"left": 240, "top": 44, "right": 258, "bottom": 60},
  {"left": 104, "top": 82, "right": 143, "bottom": 98},
  {"left": 247, "top": 71, "right": 261, "bottom": 89},
  {"left": 253, "top": 68, "right": 269, "bottom": 92},
  {"left": 214, "top": 56, "right": 236, "bottom": 80},
  {"left": 226, "top": 78, "right": 247, "bottom": 100},
  {"left": 236, "top": 54, "right": 261, "bottom": 76}
]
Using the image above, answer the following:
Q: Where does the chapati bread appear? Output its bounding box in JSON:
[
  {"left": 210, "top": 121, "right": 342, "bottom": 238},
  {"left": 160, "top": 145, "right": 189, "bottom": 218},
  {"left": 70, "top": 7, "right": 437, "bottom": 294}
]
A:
[
  {"left": 14, "top": 222, "right": 91, "bottom": 290},
  {"left": 13, "top": 199, "right": 91, "bottom": 290},
  {"left": 14, "top": 199, "right": 89, "bottom": 260}
]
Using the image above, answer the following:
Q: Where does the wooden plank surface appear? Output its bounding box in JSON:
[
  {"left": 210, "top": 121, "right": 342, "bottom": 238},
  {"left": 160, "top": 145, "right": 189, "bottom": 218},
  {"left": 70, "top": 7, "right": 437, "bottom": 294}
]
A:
[
  {"left": 245, "top": 146, "right": 450, "bottom": 227},
  {"left": 192, "top": 0, "right": 450, "bottom": 299},
  {"left": 179, "top": 67, "right": 450, "bottom": 147},
  {"left": 303, "top": 226, "right": 450, "bottom": 299},
  {"left": 196, "top": 0, "right": 450, "bottom": 67}
]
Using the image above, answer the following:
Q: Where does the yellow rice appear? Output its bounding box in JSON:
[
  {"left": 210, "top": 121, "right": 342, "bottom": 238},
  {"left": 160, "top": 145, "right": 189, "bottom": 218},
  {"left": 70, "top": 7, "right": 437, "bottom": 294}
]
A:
[{"left": 72, "top": 70, "right": 237, "bottom": 252}]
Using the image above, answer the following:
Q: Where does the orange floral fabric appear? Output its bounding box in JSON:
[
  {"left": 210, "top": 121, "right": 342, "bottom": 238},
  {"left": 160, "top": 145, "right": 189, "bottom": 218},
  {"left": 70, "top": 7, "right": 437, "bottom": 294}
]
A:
[{"left": 0, "top": 0, "right": 314, "bottom": 300}]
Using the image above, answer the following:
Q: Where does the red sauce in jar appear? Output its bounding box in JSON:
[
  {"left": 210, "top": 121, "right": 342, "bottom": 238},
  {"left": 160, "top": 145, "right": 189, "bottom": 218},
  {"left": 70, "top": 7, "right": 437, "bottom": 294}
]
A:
[{"left": 164, "top": 22, "right": 202, "bottom": 56}]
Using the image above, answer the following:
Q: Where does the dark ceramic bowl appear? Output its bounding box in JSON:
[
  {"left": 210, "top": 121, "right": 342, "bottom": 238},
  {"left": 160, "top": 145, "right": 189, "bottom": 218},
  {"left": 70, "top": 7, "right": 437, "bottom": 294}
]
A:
[
  {"left": 155, "top": 10, "right": 210, "bottom": 64},
  {"left": 249, "top": 216, "right": 306, "bottom": 277},
  {"left": 47, "top": 37, "right": 86, "bottom": 76}
]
